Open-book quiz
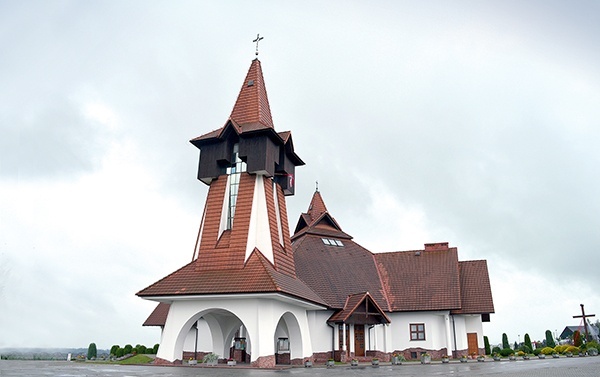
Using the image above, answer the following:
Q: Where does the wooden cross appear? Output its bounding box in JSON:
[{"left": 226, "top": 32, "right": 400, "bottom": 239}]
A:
[
  {"left": 253, "top": 34, "right": 264, "bottom": 56},
  {"left": 573, "top": 304, "right": 596, "bottom": 341}
]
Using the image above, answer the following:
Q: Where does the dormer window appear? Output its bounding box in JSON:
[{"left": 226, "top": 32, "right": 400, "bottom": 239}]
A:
[
  {"left": 226, "top": 143, "right": 247, "bottom": 229},
  {"left": 321, "top": 238, "right": 343, "bottom": 247}
]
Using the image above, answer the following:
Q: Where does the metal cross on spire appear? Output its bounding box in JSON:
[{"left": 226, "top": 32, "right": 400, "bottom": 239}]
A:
[
  {"left": 573, "top": 303, "right": 596, "bottom": 341},
  {"left": 253, "top": 33, "right": 264, "bottom": 56}
]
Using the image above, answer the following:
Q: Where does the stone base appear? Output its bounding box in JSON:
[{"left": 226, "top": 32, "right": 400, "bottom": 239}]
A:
[
  {"left": 251, "top": 355, "right": 276, "bottom": 368},
  {"left": 154, "top": 357, "right": 182, "bottom": 365}
]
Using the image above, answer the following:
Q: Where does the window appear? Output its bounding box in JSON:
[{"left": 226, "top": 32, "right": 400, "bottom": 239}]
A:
[
  {"left": 410, "top": 323, "right": 425, "bottom": 341},
  {"left": 321, "top": 238, "right": 344, "bottom": 247},
  {"left": 226, "top": 143, "right": 247, "bottom": 229},
  {"left": 277, "top": 338, "right": 289, "bottom": 352}
]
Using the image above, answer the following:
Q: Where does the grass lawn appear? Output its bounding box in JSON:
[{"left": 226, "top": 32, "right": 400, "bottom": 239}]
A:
[{"left": 116, "top": 354, "right": 154, "bottom": 364}]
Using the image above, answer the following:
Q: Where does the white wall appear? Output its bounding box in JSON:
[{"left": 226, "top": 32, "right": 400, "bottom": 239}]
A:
[
  {"left": 386, "top": 311, "right": 451, "bottom": 352},
  {"left": 183, "top": 318, "right": 213, "bottom": 353},
  {"left": 306, "top": 310, "right": 335, "bottom": 353}
]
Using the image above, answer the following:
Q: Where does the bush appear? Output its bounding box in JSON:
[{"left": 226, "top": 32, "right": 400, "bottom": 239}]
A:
[
  {"left": 565, "top": 346, "right": 580, "bottom": 354},
  {"left": 110, "top": 345, "right": 120, "bottom": 356},
  {"left": 554, "top": 345, "right": 568, "bottom": 354},
  {"left": 540, "top": 347, "right": 554, "bottom": 355},
  {"left": 492, "top": 346, "right": 501, "bottom": 354},
  {"left": 123, "top": 344, "right": 133, "bottom": 355},
  {"left": 153, "top": 344, "right": 159, "bottom": 354},
  {"left": 545, "top": 330, "right": 556, "bottom": 348},
  {"left": 582, "top": 341, "right": 599, "bottom": 351},
  {"left": 502, "top": 333, "right": 510, "bottom": 349},
  {"left": 87, "top": 343, "right": 97, "bottom": 360},
  {"left": 115, "top": 348, "right": 124, "bottom": 358},
  {"left": 500, "top": 348, "right": 513, "bottom": 357},
  {"left": 532, "top": 348, "right": 541, "bottom": 356},
  {"left": 524, "top": 334, "right": 533, "bottom": 353},
  {"left": 520, "top": 345, "right": 532, "bottom": 354},
  {"left": 137, "top": 345, "right": 147, "bottom": 354},
  {"left": 484, "top": 336, "right": 491, "bottom": 355}
]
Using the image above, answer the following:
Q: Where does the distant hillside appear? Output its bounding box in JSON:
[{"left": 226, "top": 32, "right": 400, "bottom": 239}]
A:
[{"left": 0, "top": 348, "right": 109, "bottom": 360}]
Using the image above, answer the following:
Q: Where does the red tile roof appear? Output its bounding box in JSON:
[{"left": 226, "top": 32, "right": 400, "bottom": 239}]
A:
[
  {"left": 229, "top": 59, "right": 274, "bottom": 129},
  {"left": 143, "top": 302, "right": 170, "bottom": 327},
  {"left": 328, "top": 292, "right": 391, "bottom": 324},
  {"left": 451, "top": 260, "right": 495, "bottom": 314},
  {"left": 293, "top": 235, "right": 389, "bottom": 310},
  {"left": 292, "top": 191, "right": 494, "bottom": 316},
  {"left": 375, "top": 248, "right": 462, "bottom": 311},
  {"left": 137, "top": 250, "right": 326, "bottom": 305}
]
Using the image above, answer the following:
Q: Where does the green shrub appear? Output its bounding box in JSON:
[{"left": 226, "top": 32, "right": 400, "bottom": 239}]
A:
[
  {"left": 115, "top": 348, "right": 124, "bottom": 358},
  {"left": 532, "top": 348, "right": 541, "bottom": 356},
  {"left": 138, "top": 345, "right": 147, "bottom": 354},
  {"left": 153, "top": 344, "right": 159, "bottom": 354},
  {"left": 492, "top": 346, "right": 501, "bottom": 354},
  {"left": 87, "top": 343, "right": 97, "bottom": 360},
  {"left": 583, "top": 341, "right": 599, "bottom": 351},
  {"left": 484, "top": 336, "right": 491, "bottom": 355},
  {"left": 545, "top": 330, "right": 556, "bottom": 348},
  {"left": 540, "top": 347, "right": 554, "bottom": 355},
  {"left": 565, "top": 345, "right": 580, "bottom": 354},
  {"left": 520, "top": 345, "right": 532, "bottom": 354},
  {"left": 110, "top": 345, "right": 119, "bottom": 356},
  {"left": 502, "top": 333, "right": 510, "bottom": 349},
  {"left": 554, "top": 345, "right": 568, "bottom": 354},
  {"left": 123, "top": 344, "right": 133, "bottom": 354},
  {"left": 524, "top": 334, "right": 532, "bottom": 353},
  {"left": 500, "top": 348, "right": 513, "bottom": 357}
]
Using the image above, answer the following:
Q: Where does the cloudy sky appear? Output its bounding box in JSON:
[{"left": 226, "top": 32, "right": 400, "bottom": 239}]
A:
[{"left": 1, "top": 0, "right": 599, "bottom": 350}]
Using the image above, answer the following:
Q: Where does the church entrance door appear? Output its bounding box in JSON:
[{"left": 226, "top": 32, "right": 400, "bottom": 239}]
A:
[
  {"left": 354, "top": 325, "right": 365, "bottom": 357},
  {"left": 467, "top": 333, "right": 478, "bottom": 355}
]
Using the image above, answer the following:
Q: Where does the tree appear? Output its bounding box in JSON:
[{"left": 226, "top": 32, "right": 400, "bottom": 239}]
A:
[
  {"left": 123, "top": 344, "right": 133, "bottom": 355},
  {"left": 524, "top": 333, "right": 533, "bottom": 352},
  {"left": 502, "top": 333, "right": 510, "bottom": 349},
  {"left": 484, "top": 336, "right": 491, "bottom": 355},
  {"left": 153, "top": 343, "right": 159, "bottom": 354},
  {"left": 87, "top": 343, "right": 97, "bottom": 360},
  {"left": 573, "top": 330, "right": 582, "bottom": 347},
  {"left": 110, "top": 345, "right": 119, "bottom": 356},
  {"left": 545, "top": 330, "right": 556, "bottom": 348}
]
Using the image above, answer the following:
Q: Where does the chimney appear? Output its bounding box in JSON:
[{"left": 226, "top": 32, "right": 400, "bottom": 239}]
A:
[{"left": 424, "top": 242, "right": 449, "bottom": 251}]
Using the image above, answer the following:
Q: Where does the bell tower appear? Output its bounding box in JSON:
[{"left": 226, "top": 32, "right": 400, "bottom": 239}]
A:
[{"left": 190, "top": 59, "right": 303, "bottom": 274}]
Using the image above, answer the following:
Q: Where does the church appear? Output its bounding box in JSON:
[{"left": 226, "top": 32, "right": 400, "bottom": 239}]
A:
[{"left": 136, "top": 57, "right": 494, "bottom": 367}]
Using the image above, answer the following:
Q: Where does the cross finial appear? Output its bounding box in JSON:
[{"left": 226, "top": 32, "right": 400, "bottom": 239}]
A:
[
  {"left": 253, "top": 34, "right": 264, "bottom": 56},
  {"left": 315, "top": 180, "right": 319, "bottom": 192}
]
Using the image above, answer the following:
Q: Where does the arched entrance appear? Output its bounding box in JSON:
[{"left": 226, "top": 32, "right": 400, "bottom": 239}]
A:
[
  {"left": 166, "top": 307, "right": 253, "bottom": 364},
  {"left": 274, "top": 312, "right": 303, "bottom": 365}
]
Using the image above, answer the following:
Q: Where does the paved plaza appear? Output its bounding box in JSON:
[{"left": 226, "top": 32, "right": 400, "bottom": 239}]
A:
[{"left": 1, "top": 357, "right": 599, "bottom": 377}]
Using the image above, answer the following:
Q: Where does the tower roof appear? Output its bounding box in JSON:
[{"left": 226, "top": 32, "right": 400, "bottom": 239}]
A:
[
  {"left": 229, "top": 58, "right": 274, "bottom": 130},
  {"left": 307, "top": 190, "right": 328, "bottom": 222}
]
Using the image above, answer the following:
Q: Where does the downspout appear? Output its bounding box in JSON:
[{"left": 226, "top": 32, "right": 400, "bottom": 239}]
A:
[
  {"left": 367, "top": 325, "right": 375, "bottom": 351},
  {"left": 194, "top": 322, "right": 199, "bottom": 361},
  {"left": 451, "top": 315, "right": 457, "bottom": 358}
]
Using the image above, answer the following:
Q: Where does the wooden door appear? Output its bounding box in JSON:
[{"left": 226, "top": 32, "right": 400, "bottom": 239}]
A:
[
  {"left": 354, "top": 325, "right": 365, "bottom": 357},
  {"left": 467, "top": 333, "right": 478, "bottom": 355}
]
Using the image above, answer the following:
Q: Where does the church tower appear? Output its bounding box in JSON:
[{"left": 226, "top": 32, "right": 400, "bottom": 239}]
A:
[
  {"left": 189, "top": 58, "right": 302, "bottom": 272},
  {"left": 137, "top": 58, "right": 324, "bottom": 368}
]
